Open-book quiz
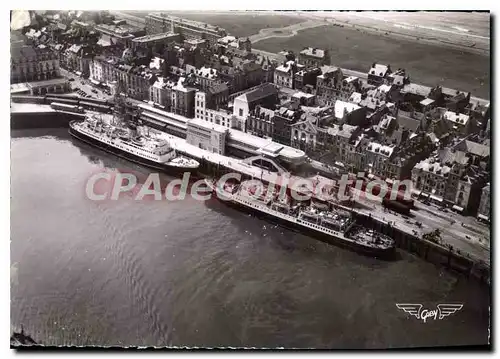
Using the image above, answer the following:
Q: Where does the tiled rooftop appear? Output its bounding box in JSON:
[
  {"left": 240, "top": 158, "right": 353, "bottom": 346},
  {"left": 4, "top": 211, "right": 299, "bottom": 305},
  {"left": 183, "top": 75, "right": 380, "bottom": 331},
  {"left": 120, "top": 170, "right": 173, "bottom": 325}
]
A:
[
  {"left": 443, "top": 111, "right": 469, "bottom": 125},
  {"left": 334, "top": 100, "right": 360, "bottom": 119},
  {"left": 300, "top": 47, "right": 325, "bottom": 58},
  {"left": 132, "top": 32, "right": 178, "bottom": 43},
  {"left": 148, "top": 13, "right": 224, "bottom": 34},
  {"left": 369, "top": 64, "right": 389, "bottom": 77}
]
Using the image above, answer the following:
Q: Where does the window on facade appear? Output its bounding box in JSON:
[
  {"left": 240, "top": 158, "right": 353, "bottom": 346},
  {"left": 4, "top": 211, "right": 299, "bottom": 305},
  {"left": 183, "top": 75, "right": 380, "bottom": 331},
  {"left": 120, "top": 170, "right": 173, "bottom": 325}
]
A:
[{"left": 239, "top": 109, "right": 243, "bottom": 117}]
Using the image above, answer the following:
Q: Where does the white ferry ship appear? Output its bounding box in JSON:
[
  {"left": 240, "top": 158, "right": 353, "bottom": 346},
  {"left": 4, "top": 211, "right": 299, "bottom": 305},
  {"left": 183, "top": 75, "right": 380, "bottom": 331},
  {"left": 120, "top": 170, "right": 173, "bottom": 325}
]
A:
[
  {"left": 205, "top": 178, "right": 396, "bottom": 256},
  {"left": 69, "top": 115, "right": 199, "bottom": 174}
]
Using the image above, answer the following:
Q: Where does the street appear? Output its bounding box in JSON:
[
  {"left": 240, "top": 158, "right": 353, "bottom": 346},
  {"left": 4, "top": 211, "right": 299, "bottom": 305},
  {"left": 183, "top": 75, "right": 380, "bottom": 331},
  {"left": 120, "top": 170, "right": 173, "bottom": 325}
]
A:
[
  {"left": 350, "top": 188, "right": 490, "bottom": 264},
  {"left": 59, "top": 67, "right": 112, "bottom": 101}
]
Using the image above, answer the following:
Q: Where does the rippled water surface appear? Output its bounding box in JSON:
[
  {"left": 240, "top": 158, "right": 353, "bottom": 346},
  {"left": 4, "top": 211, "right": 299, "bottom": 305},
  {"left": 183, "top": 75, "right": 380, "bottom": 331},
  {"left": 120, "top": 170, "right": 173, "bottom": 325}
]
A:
[{"left": 11, "top": 128, "right": 490, "bottom": 348}]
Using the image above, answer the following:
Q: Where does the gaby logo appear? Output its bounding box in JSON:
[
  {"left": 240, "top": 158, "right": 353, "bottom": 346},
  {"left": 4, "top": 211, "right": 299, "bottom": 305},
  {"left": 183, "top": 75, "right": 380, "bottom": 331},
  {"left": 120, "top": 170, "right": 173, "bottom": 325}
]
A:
[{"left": 396, "top": 304, "right": 464, "bottom": 323}]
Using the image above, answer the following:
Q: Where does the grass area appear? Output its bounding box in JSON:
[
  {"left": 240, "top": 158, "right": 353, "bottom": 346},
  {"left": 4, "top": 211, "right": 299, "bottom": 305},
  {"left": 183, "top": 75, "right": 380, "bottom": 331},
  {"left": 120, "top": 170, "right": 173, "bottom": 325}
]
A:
[
  {"left": 254, "top": 25, "right": 490, "bottom": 99},
  {"left": 125, "top": 11, "right": 306, "bottom": 38}
]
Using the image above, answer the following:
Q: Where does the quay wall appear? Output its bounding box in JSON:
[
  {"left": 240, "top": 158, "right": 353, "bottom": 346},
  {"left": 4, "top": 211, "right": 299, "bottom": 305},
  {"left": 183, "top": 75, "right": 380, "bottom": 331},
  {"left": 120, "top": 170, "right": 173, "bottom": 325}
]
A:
[{"left": 354, "top": 213, "right": 490, "bottom": 285}]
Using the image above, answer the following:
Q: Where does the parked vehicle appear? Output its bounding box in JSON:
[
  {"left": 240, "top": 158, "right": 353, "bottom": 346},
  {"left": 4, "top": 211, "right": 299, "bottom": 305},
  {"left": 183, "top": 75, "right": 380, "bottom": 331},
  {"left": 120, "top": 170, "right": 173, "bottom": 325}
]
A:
[
  {"left": 69, "top": 78, "right": 75, "bottom": 81},
  {"left": 382, "top": 198, "right": 411, "bottom": 216}
]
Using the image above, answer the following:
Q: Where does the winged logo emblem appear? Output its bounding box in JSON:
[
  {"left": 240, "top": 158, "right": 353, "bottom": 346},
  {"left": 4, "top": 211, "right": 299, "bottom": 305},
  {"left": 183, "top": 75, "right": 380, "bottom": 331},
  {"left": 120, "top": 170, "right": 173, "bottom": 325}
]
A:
[
  {"left": 437, "top": 304, "right": 464, "bottom": 319},
  {"left": 396, "top": 303, "right": 463, "bottom": 323},
  {"left": 396, "top": 304, "right": 422, "bottom": 319}
]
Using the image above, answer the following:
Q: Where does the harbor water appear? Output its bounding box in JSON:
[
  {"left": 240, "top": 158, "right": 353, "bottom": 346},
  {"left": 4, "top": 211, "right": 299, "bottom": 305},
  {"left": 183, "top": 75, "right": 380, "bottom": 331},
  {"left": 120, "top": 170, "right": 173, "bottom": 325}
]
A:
[{"left": 11, "top": 128, "right": 490, "bottom": 348}]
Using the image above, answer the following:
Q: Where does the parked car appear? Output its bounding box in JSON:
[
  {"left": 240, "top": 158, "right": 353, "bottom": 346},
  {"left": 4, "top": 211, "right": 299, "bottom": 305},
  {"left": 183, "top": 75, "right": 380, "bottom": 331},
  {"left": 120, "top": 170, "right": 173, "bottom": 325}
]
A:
[
  {"left": 69, "top": 78, "right": 75, "bottom": 81},
  {"left": 91, "top": 89, "right": 98, "bottom": 94}
]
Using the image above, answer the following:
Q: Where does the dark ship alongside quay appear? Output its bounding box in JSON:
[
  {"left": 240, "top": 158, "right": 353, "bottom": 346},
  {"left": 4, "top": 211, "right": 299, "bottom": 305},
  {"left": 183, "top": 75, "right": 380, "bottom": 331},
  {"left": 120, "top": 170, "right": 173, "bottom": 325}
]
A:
[{"left": 205, "top": 178, "right": 396, "bottom": 257}]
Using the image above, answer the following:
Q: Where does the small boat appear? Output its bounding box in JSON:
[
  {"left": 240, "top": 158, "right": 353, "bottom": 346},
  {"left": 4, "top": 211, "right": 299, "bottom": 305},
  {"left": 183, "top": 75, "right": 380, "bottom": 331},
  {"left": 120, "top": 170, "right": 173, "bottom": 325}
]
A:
[{"left": 11, "top": 326, "right": 37, "bottom": 346}]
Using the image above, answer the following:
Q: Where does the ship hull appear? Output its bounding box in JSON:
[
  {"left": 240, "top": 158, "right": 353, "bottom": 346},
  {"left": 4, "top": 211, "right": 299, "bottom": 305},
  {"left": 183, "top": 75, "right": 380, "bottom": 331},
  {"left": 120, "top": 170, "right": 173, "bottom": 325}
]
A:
[
  {"left": 69, "top": 124, "right": 197, "bottom": 177},
  {"left": 213, "top": 192, "right": 395, "bottom": 258}
]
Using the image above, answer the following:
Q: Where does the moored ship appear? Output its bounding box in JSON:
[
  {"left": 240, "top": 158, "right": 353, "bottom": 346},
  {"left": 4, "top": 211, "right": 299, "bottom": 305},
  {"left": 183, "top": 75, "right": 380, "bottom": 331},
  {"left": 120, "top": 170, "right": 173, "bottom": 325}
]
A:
[
  {"left": 69, "top": 114, "right": 199, "bottom": 175},
  {"left": 205, "top": 178, "right": 395, "bottom": 257}
]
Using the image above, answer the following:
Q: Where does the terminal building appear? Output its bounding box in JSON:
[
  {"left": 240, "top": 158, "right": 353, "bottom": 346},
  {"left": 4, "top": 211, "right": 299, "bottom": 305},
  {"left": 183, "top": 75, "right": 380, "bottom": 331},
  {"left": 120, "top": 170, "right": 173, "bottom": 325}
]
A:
[
  {"left": 186, "top": 118, "right": 228, "bottom": 155},
  {"left": 136, "top": 103, "right": 306, "bottom": 166}
]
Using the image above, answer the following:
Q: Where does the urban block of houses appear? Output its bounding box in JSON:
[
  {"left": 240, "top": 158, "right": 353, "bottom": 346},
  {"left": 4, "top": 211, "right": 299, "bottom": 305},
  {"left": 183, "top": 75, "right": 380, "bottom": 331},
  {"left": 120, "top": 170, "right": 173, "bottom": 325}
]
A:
[
  {"left": 411, "top": 146, "right": 489, "bottom": 213},
  {"left": 298, "top": 47, "right": 330, "bottom": 69},
  {"left": 367, "top": 63, "right": 391, "bottom": 86}
]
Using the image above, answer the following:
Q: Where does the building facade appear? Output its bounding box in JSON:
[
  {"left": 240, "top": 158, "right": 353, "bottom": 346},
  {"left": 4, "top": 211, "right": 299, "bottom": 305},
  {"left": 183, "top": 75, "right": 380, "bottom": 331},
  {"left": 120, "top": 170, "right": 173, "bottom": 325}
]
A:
[
  {"left": 172, "top": 77, "right": 196, "bottom": 118},
  {"left": 477, "top": 183, "right": 490, "bottom": 221},
  {"left": 272, "top": 107, "right": 299, "bottom": 146},
  {"left": 273, "top": 61, "right": 296, "bottom": 89},
  {"left": 149, "top": 77, "right": 175, "bottom": 109},
  {"left": 411, "top": 148, "right": 488, "bottom": 210},
  {"left": 186, "top": 118, "right": 228, "bottom": 155},
  {"left": 63, "top": 44, "right": 92, "bottom": 76},
  {"left": 195, "top": 91, "right": 235, "bottom": 128},
  {"left": 367, "top": 63, "right": 391, "bottom": 86},
  {"left": 247, "top": 105, "right": 275, "bottom": 138},
  {"left": 298, "top": 47, "right": 330, "bottom": 69},
  {"left": 95, "top": 22, "right": 145, "bottom": 48},
  {"left": 131, "top": 32, "right": 180, "bottom": 51},
  {"left": 315, "top": 67, "right": 360, "bottom": 107},
  {"left": 145, "top": 13, "right": 227, "bottom": 44},
  {"left": 11, "top": 45, "right": 60, "bottom": 84}
]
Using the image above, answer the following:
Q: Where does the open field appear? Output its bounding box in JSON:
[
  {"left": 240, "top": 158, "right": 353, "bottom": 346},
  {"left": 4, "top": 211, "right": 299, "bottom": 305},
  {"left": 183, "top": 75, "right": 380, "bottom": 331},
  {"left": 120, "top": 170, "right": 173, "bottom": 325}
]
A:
[
  {"left": 254, "top": 25, "right": 490, "bottom": 99},
  {"left": 248, "top": 20, "right": 325, "bottom": 43},
  {"left": 125, "top": 11, "right": 306, "bottom": 38},
  {"left": 302, "top": 11, "right": 490, "bottom": 55}
]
